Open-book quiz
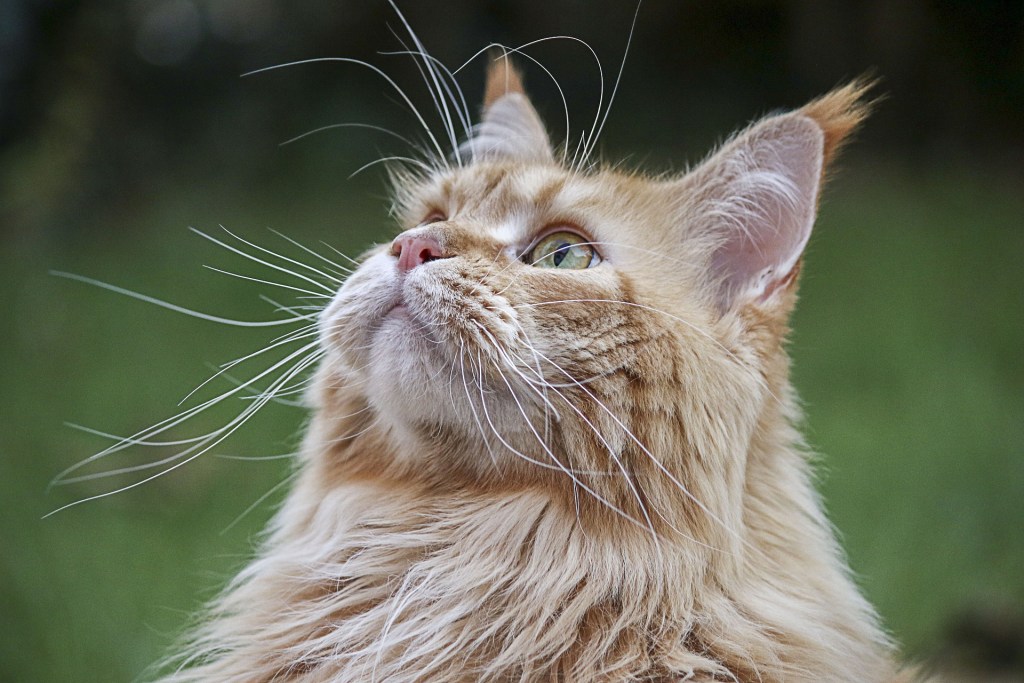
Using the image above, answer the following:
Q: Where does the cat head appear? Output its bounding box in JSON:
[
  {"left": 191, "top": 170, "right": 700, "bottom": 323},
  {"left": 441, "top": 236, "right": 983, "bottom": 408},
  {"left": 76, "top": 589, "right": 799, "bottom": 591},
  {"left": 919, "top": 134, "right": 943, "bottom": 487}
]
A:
[{"left": 316, "top": 57, "right": 870, "bottom": 534}]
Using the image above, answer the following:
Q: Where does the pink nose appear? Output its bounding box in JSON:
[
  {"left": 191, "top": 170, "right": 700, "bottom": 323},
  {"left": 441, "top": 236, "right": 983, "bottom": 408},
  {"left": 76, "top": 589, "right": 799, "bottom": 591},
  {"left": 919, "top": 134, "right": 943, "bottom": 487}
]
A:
[{"left": 392, "top": 233, "right": 446, "bottom": 273}]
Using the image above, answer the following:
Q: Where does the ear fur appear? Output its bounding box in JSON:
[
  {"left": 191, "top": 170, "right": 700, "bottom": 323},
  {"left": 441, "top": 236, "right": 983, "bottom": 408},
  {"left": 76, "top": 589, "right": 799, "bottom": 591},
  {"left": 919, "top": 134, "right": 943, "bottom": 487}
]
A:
[
  {"left": 684, "top": 81, "right": 873, "bottom": 314},
  {"left": 462, "top": 55, "right": 554, "bottom": 164}
]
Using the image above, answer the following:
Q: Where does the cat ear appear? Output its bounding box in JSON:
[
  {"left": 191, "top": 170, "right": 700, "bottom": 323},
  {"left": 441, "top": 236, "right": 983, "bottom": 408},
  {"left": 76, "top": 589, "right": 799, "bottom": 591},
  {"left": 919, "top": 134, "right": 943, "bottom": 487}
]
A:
[
  {"left": 462, "top": 56, "right": 554, "bottom": 163},
  {"left": 684, "top": 82, "right": 871, "bottom": 313}
]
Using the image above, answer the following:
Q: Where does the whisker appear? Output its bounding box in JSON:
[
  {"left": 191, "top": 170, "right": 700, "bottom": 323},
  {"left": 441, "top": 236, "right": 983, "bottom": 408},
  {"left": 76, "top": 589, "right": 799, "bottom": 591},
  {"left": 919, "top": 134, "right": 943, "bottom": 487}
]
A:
[
  {"left": 525, "top": 342, "right": 745, "bottom": 549},
  {"left": 382, "top": 49, "right": 472, "bottom": 149},
  {"left": 257, "top": 295, "right": 323, "bottom": 321},
  {"left": 45, "top": 345, "right": 321, "bottom": 515},
  {"left": 323, "top": 416, "right": 383, "bottom": 445},
  {"left": 220, "top": 469, "right": 300, "bottom": 535},
  {"left": 50, "top": 341, "right": 322, "bottom": 486},
  {"left": 203, "top": 266, "right": 334, "bottom": 297},
  {"left": 50, "top": 271, "right": 307, "bottom": 328},
  {"left": 477, "top": 327, "right": 660, "bottom": 541},
  {"left": 475, "top": 348, "right": 648, "bottom": 530},
  {"left": 502, "top": 335, "right": 721, "bottom": 553},
  {"left": 457, "top": 339, "right": 500, "bottom": 469},
  {"left": 178, "top": 325, "right": 318, "bottom": 406},
  {"left": 454, "top": 35, "right": 606, "bottom": 173},
  {"left": 482, "top": 344, "right": 616, "bottom": 481},
  {"left": 229, "top": 228, "right": 348, "bottom": 285},
  {"left": 279, "top": 122, "right": 415, "bottom": 149},
  {"left": 267, "top": 229, "right": 353, "bottom": 276},
  {"left": 471, "top": 323, "right": 561, "bottom": 420},
  {"left": 197, "top": 226, "right": 336, "bottom": 293},
  {"left": 220, "top": 368, "right": 316, "bottom": 405},
  {"left": 578, "top": 0, "right": 642, "bottom": 168},
  {"left": 214, "top": 452, "right": 298, "bottom": 462},
  {"left": 482, "top": 44, "right": 572, "bottom": 167},
  {"left": 243, "top": 57, "right": 451, "bottom": 169},
  {"left": 384, "top": 9, "right": 464, "bottom": 165},
  {"left": 348, "top": 154, "right": 437, "bottom": 180},
  {"left": 53, "top": 349, "right": 323, "bottom": 486},
  {"left": 319, "top": 242, "right": 363, "bottom": 269},
  {"left": 63, "top": 423, "right": 211, "bottom": 449}
]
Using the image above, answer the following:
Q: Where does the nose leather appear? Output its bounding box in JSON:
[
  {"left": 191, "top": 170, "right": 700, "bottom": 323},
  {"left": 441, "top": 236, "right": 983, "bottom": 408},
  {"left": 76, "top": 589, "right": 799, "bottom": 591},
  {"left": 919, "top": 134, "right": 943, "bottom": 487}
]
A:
[{"left": 392, "top": 233, "right": 447, "bottom": 272}]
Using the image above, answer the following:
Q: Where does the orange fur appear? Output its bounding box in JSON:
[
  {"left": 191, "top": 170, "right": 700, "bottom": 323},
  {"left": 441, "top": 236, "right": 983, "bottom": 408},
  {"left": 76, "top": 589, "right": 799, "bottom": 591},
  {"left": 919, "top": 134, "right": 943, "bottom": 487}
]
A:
[
  {"left": 156, "top": 66, "right": 920, "bottom": 682},
  {"left": 483, "top": 53, "right": 527, "bottom": 109},
  {"left": 799, "top": 79, "right": 877, "bottom": 169}
]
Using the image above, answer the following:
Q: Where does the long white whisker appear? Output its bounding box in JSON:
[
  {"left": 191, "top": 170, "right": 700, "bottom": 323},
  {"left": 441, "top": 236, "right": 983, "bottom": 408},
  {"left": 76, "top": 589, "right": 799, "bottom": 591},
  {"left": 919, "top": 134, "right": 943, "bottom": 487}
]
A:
[
  {"left": 484, "top": 44, "right": 572, "bottom": 167},
  {"left": 62, "top": 423, "right": 210, "bottom": 449},
  {"left": 458, "top": 340, "right": 499, "bottom": 468},
  {"left": 54, "top": 349, "right": 323, "bottom": 485},
  {"left": 384, "top": 11, "right": 462, "bottom": 165},
  {"left": 220, "top": 469, "right": 300, "bottom": 535},
  {"left": 579, "top": 0, "right": 642, "bottom": 168},
  {"left": 202, "top": 266, "right": 333, "bottom": 297},
  {"left": 471, "top": 344, "right": 571, "bottom": 473},
  {"left": 177, "top": 325, "right": 319, "bottom": 407},
  {"left": 481, "top": 342, "right": 616, "bottom": 480},
  {"left": 45, "top": 345, "right": 321, "bottom": 516},
  {"left": 51, "top": 271, "right": 306, "bottom": 328},
  {"left": 319, "top": 242, "right": 363, "bottom": 268},
  {"left": 214, "top": 452, "right": 298, "bottom": 462},
  {"left": 454, "top": 35, "right": 604, "bottom": 172},
  {"left": 257, "top": 295, "right": 323, "bottom": 321},
  {"left": 348, "top": 154, "right": 436, "bottom": 179},
  {"left": 478, "top": 328, "right": 659, "bottom": 541},
  {"left": 202, "top": 226, "right": 337, "bottom": 292},
  {"left": 324, "top": 416, "right": 382, "bottom": 445},
  {"left": 243, "top": 57, "right": 451, "bottom": 168},
  {"left": 503, "top": 334, "right": 721, "bottom": 552},
  {"left": 380, "top": 50, "right": 472, "bottom": 149},
  {"left": 267, "top": 229, "right": 353, "bottom": 276},
  {"left": 471, "top": 324, "right": 561, "bottom": 420},
  {"left": 50, "top": 341, "right": 321, "bottom": 485},
  {"left": 220, "top": 367, "right": 317, "bottom": 405},
  {"left": 280, "top": 122, "right": 415, "bottom": 149}
]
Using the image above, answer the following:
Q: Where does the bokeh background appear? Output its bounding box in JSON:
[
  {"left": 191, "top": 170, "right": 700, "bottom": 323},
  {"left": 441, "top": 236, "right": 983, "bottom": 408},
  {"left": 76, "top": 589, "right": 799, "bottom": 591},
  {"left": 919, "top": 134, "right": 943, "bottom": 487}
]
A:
[{"left": 2, "top": 1, "right": 1022, "bottom": 680}]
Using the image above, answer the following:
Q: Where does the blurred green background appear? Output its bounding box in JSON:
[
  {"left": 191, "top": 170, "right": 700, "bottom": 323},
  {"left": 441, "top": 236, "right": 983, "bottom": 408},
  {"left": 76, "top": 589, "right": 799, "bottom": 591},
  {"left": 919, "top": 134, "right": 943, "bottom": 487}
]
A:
[{"left": 1, "top": 1, "right": 1022, "bottom": 681}]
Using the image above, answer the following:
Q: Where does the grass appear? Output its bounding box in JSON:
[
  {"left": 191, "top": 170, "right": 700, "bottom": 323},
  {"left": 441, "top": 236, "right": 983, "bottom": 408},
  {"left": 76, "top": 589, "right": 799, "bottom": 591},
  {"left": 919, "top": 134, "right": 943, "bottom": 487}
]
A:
[
  {"left": 1, "top": 161, "right": 1021, "bottom": 680},
  {"left": 793, "top": 166, "right": 1024, "bottom": 656}
]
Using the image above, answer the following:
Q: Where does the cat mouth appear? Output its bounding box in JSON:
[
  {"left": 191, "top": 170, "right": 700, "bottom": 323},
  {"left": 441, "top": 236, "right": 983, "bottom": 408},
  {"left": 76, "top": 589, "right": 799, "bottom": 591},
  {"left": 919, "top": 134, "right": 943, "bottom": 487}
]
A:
[
  {"left": 377, "top": 287, "right": 444, "bottom": 347},
  {"left": 385, "top": 301, "right": 411, "bottom": 320}
]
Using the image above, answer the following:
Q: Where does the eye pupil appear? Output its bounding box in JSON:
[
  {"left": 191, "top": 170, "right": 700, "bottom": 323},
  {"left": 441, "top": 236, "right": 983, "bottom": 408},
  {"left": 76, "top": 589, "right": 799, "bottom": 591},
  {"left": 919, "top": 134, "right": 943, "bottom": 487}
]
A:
[{"left": 552, "top": 243, "right": 570, "bottom": 267}]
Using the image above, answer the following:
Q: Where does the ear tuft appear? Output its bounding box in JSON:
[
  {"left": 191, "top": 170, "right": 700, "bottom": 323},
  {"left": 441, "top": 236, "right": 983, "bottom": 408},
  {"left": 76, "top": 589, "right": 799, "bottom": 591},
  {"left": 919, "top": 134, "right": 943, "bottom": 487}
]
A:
[
  {"left": 799, "top": 78, "right": 877, "bottom": 168},
  {"left": 483, "top": 53, "right": 527, "bottom": 109}
]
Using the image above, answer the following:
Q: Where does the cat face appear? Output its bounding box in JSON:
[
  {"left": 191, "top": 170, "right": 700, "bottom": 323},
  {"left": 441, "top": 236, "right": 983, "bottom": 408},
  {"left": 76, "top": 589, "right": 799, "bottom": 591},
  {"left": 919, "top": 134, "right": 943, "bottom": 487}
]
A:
[
  {"left": 316, "top": 59, "right": 869, "bottom": 528},
  {"left": 321, "top": 162, "right": 706, "bottom": 471}
]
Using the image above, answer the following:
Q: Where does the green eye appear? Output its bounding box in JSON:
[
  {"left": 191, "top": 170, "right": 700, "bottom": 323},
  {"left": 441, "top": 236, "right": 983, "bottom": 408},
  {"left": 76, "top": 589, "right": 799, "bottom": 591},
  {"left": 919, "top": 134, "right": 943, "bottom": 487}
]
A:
[{"left": 527, "top": 231, "right": 598, "bottom": 269}]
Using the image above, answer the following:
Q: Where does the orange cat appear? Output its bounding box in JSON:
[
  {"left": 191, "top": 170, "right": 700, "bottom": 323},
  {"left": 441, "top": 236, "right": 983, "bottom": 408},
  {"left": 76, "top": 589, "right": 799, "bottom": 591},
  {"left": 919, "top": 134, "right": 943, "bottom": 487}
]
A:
[{"left": 152, "top": 56, "right": 922, "bottom": 681}]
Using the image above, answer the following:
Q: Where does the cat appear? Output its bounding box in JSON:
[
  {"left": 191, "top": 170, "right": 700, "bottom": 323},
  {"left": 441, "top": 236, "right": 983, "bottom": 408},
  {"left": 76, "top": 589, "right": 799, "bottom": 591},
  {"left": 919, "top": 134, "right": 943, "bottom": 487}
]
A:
[{"left": 154, "top": 56, "right": 920, "bottom": 682}]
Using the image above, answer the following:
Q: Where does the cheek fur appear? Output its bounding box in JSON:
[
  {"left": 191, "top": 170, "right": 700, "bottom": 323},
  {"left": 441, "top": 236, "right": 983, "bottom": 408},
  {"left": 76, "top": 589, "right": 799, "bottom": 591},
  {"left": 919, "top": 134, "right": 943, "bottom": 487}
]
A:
[
  {"left": 319, "top": 251, "right": 400, "bottom": 373},
  {"left": 504, "top": 267, "right": 633, "bottom": 376}
]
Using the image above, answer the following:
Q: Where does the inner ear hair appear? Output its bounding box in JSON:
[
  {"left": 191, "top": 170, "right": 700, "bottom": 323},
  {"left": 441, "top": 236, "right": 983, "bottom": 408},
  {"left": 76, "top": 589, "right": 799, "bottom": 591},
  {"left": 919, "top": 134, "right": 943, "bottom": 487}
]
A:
[{"left": 686, "top": 80, "right": 875, "bottom": 314}]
